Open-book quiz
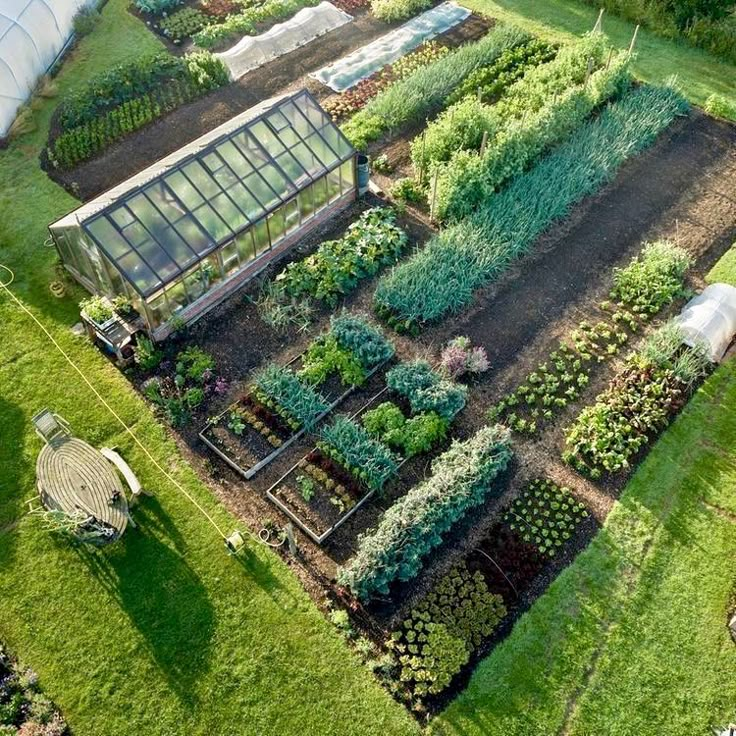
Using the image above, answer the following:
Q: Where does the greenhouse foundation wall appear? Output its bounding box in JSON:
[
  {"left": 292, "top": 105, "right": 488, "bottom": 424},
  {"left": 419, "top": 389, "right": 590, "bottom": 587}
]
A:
[{"left": 151, "top": 187, "right": 357, "bottom": 341}]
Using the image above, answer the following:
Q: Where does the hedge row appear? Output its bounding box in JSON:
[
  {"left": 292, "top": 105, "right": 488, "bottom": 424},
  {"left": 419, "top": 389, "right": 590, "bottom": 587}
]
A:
[
  {"left": 337, "top": 424, "right": 512, "bottom": 601},
  {"left": 374, "top": 83, "right": 689, "bottom": 328}
]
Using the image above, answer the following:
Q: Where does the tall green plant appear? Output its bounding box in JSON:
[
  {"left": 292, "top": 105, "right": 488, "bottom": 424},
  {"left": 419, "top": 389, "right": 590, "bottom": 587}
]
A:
[
  {"left": 374, "top": 83, "right": 688, "bottom": 329},
  {"left": 337, "top": 425, "right": 512, "bottom": 601}
]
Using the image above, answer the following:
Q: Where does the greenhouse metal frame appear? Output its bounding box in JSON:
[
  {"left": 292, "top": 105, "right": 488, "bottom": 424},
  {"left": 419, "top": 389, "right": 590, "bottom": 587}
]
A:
[{"left": 49, "top": 89, "right": 358, "bottom": 339}]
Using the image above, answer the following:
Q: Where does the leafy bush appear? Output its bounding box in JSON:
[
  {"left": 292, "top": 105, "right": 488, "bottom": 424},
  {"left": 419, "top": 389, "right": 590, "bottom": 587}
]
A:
[
  {"left": 374, "top": 83, "right": 688, "bottom": 328},
  {"left": 432, "top": 43, "right": 631, "bottom": 220},
  {"left": 299, "top": 334, "right": 367, "bottom": 387},
  {"left": 136, "top": 0, "right": 182, "bottom": 14},
  {"left": 342, "top": 24, "right": 530, "bottom": 149},
  {"left": 193, "top": 0, "right": 320, "bottom": 48},
  {"left": 440, "top": 336, "right": 489, "bottom": 378},
  {"left": 504, "top": 478, "right": 588, "bottom": 557},
  {"left": 446, "top": 38, "right": 557, "bottom": 106},
  {"left": 159, "top": 8, "right": 212, "bottom": 42},
  {"left": 329, "top": 312, "right": 395, "bottom": 371},
  {"left": 386, "top": 361, "right": 466, "bottom": 419},
  {"left": 254, "top": 364, "right": 330, "bottom": 431},
  {"left": 73, "top": 7, "right": 100, "bottom": 36},
  {"left": 176, "top": 346, "right": 215, "bottom": 384},
  {"left": 274, "top": 208, "right": 407, "bottom": 306},
  {"left": 362, "top": 402, "right": 448, "bottom": 457},
  {"left": 410, "top": 96, "right": 499, "bottom": 174},
  {"left": 371, "top": 0, "right": 431, "bottom": 22},
  {"left": 390, "top": 177, "right": 423, "bottom": 203},
  {"left": 610, "top": 240, "right": 692, "bottom": 314},
  {"left": 337, "top": 424, "right": 512, "bottom": 600},
  {"left": 703, "top": 93, "right": 736, "bottom": 120},
  {"left": 319, "top": 415, "right": 399, "bottom": 491}
]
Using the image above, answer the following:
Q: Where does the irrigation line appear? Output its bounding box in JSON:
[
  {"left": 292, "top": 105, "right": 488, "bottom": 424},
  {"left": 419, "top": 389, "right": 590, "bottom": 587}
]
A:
[
  {"left": 0, "top": 263, "right": 283, "bottom": 551},
  {"left": 474, "top": 547, "right": 519, "bottom": 598}
]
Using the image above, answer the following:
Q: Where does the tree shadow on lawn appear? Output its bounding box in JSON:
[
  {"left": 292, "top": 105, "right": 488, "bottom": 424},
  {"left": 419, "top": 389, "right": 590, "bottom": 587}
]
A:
[
  {"left": 74, "top": 503, "right": 215, "bottom": 709},
  {"left": 0, "top": 398, "right": 30, "bottom": 571}
]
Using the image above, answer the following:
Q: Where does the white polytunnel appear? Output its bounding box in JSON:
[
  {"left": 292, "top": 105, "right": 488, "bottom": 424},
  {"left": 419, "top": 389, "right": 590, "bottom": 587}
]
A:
[
  {"left": 0, "top": 0, "right": 94, "bottom": 136},
  {"left": 676, "top": 283, "right": 736, "bottom": 363},
  {"left": 215, "top": 1, "right": 353, "bottom": 81},
  {"left": 311, "top": 1, "right": 470, "bottom": 92}
]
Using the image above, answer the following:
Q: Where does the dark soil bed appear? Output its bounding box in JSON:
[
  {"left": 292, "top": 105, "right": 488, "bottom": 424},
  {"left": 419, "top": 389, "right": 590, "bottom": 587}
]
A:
[{"left": 125, "top": 109, "right": 736, "bottom": 717}]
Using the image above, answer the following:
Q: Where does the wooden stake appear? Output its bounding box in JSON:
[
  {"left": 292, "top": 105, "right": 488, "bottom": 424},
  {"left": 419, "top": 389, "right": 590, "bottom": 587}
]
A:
[
  {"left": 593, "top": 7, "right": 604, "bottom": 32},
  {"left": 605, "top": 47, "right": 614, "bottom": 70},
  {"left": 477, "top": 85, "right": 482, "bottom": 102},
  {"left": 584, "top": 56, "right": 594, "bottom": 87},
  {"left": 429, "top": 172, "right": 439, "bottom": 222},
  {"left": 628, "top": 24, "right": 640, "bottom": 56},
  {"left": 418, "top": 127, "right": 427, "bottom": 186},
  {"left": 286, "top": 522, "right": 298, "bottom": 556},
  {"left": 480, "top": 130, "right": 488, "bottom": 157}
]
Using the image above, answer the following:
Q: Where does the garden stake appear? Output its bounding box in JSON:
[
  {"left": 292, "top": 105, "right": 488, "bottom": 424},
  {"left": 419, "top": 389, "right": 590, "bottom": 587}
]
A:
[
  {"left": 480, "top": 130, "right": 488, "bottom": 157},
  {"left": 605, "top": 47, "right": 614, "bottom": 70},
  {"left": 429, "top": 172, "right": 439, "bottom": 222},
  {"left": 628, "top": 25, "right": 640, "bottom": 56},
  {"left": 593, "top": 7, "right": 604, "bottom": 32}
]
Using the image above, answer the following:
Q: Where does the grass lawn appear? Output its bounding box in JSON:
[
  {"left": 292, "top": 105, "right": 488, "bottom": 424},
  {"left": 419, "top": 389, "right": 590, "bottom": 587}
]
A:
[
  {"left": 431, "top": 357, "right": 736, "bottom": 735},
  {"left": 466, "top": 0, "right": 736, "bottom": 117},
  {"left": 0, "top": 3, "right": 419, "bottom": 735},
  {"left": 707, "top": 244, "right": 736, "bottom": 286}
]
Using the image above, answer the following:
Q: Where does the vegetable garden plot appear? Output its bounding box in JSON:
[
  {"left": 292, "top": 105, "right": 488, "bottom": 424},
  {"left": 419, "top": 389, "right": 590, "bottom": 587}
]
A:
[
  {"left": 199, "top": 314, "right": 394, "bottom": 478},
  {"left": 267, "top": 360, "right": 467, "bottom": 542},
  {"left": 311, "top": 1, "right": 470, "bottom": 92}
]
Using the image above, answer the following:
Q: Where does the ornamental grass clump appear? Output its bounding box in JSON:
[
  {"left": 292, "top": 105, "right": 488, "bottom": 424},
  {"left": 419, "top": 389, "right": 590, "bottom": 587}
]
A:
[
  {"left": 374, "top": 83, "right": 689, "bottom": 328},
  {"left": 337, "top": 424, "right": 512, "bottom": 601},
  {"left": 342, "top": 24, "right": 530, "bottom": 149},
  {"left": 319, "top": 415, "right": 399, "bottom": 491},
  {"left": 254, "top": 364, "right": 329, "bottom": 432}
]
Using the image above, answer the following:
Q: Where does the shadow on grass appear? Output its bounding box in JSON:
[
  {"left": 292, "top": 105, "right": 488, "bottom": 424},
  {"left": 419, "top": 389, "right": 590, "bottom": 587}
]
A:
[
  {"left": 73, "top": 502, "right": 215, "bottom": 708},
  {"left": 0, "top": 399, "right": 30, "bottom": 570}
]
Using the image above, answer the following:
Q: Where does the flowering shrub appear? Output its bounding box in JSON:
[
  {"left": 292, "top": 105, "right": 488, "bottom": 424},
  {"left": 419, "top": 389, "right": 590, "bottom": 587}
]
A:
[{"left": 440, "top": 336, "right": 490, "bottom": 378}]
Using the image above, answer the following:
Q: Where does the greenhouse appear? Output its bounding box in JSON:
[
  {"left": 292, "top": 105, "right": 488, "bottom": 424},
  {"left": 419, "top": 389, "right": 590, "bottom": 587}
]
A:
[{"left": 49, "top": 90, "right": 358, "bottom": 340}]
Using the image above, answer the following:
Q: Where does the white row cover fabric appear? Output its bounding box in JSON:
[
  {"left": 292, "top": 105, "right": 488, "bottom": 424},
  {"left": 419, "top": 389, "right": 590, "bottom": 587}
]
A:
[
  {"left": 676, "top": 283, "right": 736, "bottom": 363},
  {"left": 311, "top": 1, "right": 470, "bottom": 92},
  {"left": 0, "top": 0, "right": 94, "bottom": 136},
  {"left": 216, "top": 1, "right": 352, "bottom": 81}
]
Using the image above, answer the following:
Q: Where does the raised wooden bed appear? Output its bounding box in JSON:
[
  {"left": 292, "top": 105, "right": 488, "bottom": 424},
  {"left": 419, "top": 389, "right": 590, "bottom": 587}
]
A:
[{"left": 198, "top": 354, "right": 388, "bottom": 479}]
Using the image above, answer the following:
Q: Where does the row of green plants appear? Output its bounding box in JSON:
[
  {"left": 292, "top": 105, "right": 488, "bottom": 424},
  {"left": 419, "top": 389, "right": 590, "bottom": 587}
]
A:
[
  {"left": 488, "top": 240, "right": 692, "bottom": 435},
  {"left": 562, "top": 322, "right": 710, "bottom": 477},
  {"left": 370, "top": 0, "right": 431, "bottom": 22},
  {"left": 430, "top": 45, "right": 633, "bottom": 221},
  {"left": 337, "top": 424, "right": 513, "bottom": 601},
  {"left": 408, "top": 34, "right": 603, "bottom": 175},
  {"left": 258, "top": 208, "right": 407, "bottom": 332},
  {"left": 385, "top": 563, "right": 506, "bottom": 704},
  {"left": 193, "top": 0, "right": 320, "bottom": 48},
  {"left": 445, "top": 38, "right": 557, "bottom": 107},
  {"left": 373, "top": 82, "right": 689, "bottom": 331},
  {"left": 323, "top": 42, "right": 449, "bottom": 122},
  {"left": 341, "top": 24, "right": 531, "bottom": 150},
  {"left": 0, "top": 644, "right": 69, "bottom": 735},
  {"left": 48, "top": 51, "right": 229, "bottom": 169}
]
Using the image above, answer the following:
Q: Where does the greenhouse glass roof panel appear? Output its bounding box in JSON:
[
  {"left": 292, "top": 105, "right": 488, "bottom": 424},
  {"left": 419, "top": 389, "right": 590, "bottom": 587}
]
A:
[{"left": 79, "top": 90, "right": 354, "bottom": 297}]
